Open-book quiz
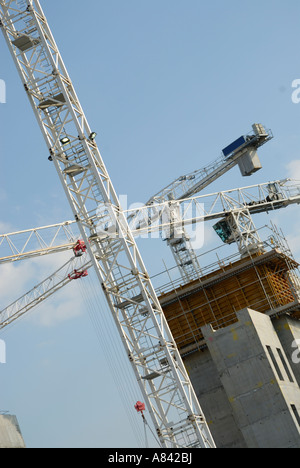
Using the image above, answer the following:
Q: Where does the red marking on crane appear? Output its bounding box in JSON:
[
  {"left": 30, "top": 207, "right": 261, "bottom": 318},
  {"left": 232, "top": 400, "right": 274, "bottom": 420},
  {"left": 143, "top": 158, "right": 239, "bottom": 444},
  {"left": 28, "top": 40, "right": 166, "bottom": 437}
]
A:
[
  {"left": 68, "top": 269, "right": 88, "bottom": 280},
  {"left": 73, "top": 240, "right": 87, "bottom": 257},
  {"left": 135, "top": 401, "right": 146, "bottom": 415}
]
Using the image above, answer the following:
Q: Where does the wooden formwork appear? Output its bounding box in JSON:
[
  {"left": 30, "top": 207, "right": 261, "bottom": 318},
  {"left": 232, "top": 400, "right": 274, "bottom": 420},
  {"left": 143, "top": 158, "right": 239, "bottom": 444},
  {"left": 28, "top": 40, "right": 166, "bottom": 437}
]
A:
[{"left": 159, "top": 249, "right": 300, "bottom": 352}]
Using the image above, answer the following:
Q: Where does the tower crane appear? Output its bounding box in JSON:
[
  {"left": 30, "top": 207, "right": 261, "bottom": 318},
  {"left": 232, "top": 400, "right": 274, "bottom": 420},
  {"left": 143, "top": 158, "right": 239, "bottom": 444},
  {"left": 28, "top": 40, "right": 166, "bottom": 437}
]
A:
[
  {"left": 0, "top": 122, "right": 272, "bottom": 273},
  {"left": 0, "top": 177, "right": 297, "bottom": 266},
  {"left": 0, "top": 0, "right": 215, "bottom": 449},
  {"left": 0, "top": 0, "right": 290, "bottom": 449},
  {"left": 141, "top": 123, "right": 273, "bottom": 280},
  {"left": 147, "top": 123, "right": 272, "bottom": 205},
  {"left": 1, "top": 178, "right": 300, "bottom": 332}
]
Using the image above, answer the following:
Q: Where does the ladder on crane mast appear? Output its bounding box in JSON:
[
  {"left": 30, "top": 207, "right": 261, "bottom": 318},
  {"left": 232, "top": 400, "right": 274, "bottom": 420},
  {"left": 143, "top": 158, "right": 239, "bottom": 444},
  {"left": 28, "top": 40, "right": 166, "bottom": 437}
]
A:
[
  {"left": 144, "top": 123, "right": 273, "bottom": 281},
  {"left": 0, "top": 0, "right": 215, "bottom": 449},
  {"left": 2, "top": 179, "right": 300, "bottom": 344}
]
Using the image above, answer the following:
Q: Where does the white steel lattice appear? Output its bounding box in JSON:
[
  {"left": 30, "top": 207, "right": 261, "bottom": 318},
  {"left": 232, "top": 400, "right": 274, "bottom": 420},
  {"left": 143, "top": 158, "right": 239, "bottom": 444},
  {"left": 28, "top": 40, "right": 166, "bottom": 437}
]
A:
[
  {"left": 0, "top": 0, "right": 215, "bottom": 448},
  {"left": 1, "top": 179, "right": 300, "bottom": 263},
  {"left": 144, "top": 123, "right": 272, "bottom": 279},
  {"left": 0, "top": 256, "right": 92, "bottom": 329},
  {"left": 0, "top": 221, "right": 77, "bottom": 264}
]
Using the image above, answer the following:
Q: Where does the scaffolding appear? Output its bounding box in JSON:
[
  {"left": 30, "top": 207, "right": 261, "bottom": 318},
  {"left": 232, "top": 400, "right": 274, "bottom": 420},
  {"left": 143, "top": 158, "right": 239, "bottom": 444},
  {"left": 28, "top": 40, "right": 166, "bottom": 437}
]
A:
[{"left": 157, "top": 225, "right": 300, "bottom": 354}]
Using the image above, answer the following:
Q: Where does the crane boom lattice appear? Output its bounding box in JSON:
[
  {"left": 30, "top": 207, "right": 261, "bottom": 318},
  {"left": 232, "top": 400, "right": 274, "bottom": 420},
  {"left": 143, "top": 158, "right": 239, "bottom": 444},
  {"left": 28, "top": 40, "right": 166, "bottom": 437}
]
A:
[
  {"left": 147, "top": 124, "right": 272, "bottom": 205},
  {"left": 0, "top": 0, "right": 216, "bottom": 448},
  {"left": 145, "top": 123, "right": 272, "bottom": 279}
]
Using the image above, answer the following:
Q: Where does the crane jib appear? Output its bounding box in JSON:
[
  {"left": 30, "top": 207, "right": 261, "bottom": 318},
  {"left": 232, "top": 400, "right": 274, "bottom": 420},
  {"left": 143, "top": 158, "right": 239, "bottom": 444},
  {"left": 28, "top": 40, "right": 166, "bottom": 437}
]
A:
[{"left": 0, "top": 0, "right": 216, "bottom": 449}]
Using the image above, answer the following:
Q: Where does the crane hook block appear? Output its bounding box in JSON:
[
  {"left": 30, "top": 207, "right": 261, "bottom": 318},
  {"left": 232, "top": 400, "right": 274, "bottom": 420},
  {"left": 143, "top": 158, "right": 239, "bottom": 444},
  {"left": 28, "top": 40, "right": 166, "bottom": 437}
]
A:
[
  {"left": 73, "top": 240, "right": 87, "bottom": 257},
  {"left": 135, "top": 401, "right": 146, "bottom": 415},
  {"left": 68, "top": 269, "right": 88, "bottom": 280}
]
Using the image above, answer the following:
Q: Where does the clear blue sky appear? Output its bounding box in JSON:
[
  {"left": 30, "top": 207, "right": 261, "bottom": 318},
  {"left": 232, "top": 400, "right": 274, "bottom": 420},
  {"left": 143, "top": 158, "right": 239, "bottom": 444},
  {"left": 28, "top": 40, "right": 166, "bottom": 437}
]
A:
[{"left": 1, "top": 0, "right": 300, "bottom": 448}]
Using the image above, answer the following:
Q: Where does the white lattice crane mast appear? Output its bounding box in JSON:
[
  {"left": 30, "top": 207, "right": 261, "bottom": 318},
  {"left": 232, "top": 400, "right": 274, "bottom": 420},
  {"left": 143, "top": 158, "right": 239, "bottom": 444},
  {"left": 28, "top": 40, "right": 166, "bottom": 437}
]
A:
[
  {"left": 0, "top": 123, "right": 272, "bottom": 273},
  {"left": 0, "top": 0, "right": 215, "bottom": 448},
  {"left": 147, "top": 124, "right": 273, "bottom": 205},
  {"left": 2, "top": 179, "right": 300, "bottom": 331},
  {"left": 145, "top": 124, "right": 273, "bottom": 279},
  {"left": 1, "top": 178, "right": 296, "bottom": 266}
]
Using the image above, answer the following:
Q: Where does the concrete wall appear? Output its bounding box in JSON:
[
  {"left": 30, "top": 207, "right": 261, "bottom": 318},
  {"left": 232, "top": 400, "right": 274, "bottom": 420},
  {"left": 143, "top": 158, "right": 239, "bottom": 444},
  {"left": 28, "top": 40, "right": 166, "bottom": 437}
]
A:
[
  {"left": 0, "top": 415, "right": 26, "bottom": 448},
  {"left": 184, "top": 349, "right": 247, "bottom": 448},
  {"left": 201, "top": 309, "right": 300, "bottom": 448}
]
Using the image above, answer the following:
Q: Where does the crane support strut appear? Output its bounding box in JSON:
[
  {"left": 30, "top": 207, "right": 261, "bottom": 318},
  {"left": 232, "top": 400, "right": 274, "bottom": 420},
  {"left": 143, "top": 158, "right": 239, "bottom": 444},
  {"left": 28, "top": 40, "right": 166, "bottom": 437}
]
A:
[{"left": 0, "top": 0, "right": 215, "bottom": 448}]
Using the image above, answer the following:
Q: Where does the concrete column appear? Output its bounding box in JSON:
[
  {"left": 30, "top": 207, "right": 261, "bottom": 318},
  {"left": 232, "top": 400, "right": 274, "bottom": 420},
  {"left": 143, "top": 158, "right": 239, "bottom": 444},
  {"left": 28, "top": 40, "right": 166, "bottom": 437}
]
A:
[
  {"left": 202, "top": 308, "right": 300, "bottom": 448},
  {"left": 184, "top": 348, "right": 247, "bottom": 448},
  {"left": 0, "top": 415, "right": 26, "bottom": 448}
]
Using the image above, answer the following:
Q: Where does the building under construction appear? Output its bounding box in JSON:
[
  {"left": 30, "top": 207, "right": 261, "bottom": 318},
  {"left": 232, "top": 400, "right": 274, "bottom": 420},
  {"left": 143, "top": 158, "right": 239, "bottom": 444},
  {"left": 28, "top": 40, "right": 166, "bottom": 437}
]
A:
[
  {"left": 1, "top": 0, "right": 300, "bottom": 449},
  {"left": 157, "top": 229, "right": 300, "bottom": 448},
  {"left": 0, "top": 414, "right": 26, "bottom": 448}
]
